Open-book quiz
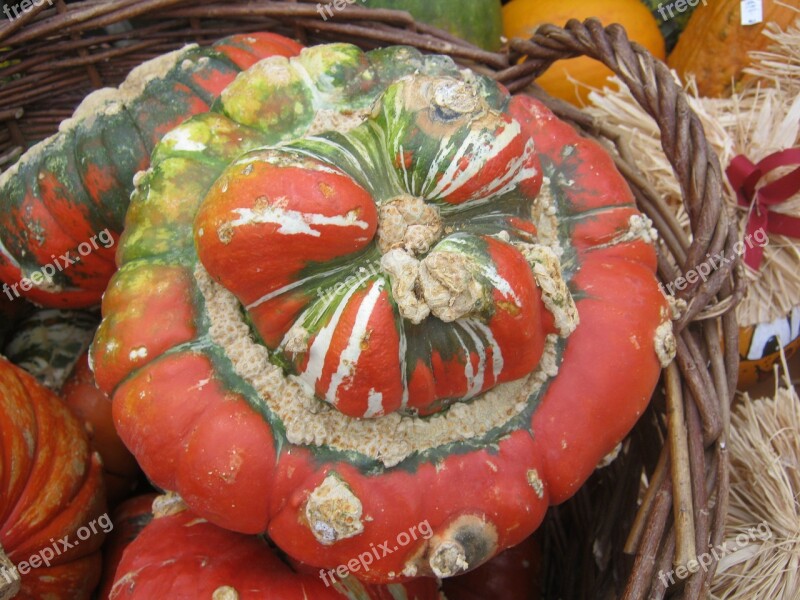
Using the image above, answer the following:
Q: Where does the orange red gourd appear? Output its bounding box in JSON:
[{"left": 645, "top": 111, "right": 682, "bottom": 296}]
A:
[
  {"left": 667, "top": 0, "right": 798, "bottom": 97},
  {"left": 0, "top": 357, "right": 107, "bottom": 599},
  {"left": 502, "top": 0, "right": 665, "bottom": 104},
  {"left": 95, "top": 494, "right": 157, "bottom": 599},
  {"left": 91, "top": 39, "right": 674, "bottom": 582},
  {"left": 107, "top": 495, "right": 441, "bottom": 599}
]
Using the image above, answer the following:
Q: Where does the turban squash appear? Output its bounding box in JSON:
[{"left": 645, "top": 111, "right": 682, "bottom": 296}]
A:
[
  {"left": 107, "top": 494, "right": 441, "bottom": 599},
  {"left": 0, "top": 33, "right": 302, "bottom": 308},
  {"left": 91, "top": 39, "right": 675, "bottom": 582},
  {"left": 0, "top": 356, "right": 107, "bottom": 599},
  {"left": 97, "top": 494, "right": 158, "bottom": 600}
]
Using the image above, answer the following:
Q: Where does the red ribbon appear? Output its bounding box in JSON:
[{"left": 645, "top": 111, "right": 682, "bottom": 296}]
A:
[{"left": 725, "top": 147, "right": 800, "bottom": 270}]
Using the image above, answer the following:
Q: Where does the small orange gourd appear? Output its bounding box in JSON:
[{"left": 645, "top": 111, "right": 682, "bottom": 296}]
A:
[
  {"left": 667, "top": 0, "right": 798, "bottom": 97},
  {"left": 0, "top": 357, "right": 107, "bottom": 599},
  {"left": 502, "top": 0, "right": 665, "bottom": 104}
]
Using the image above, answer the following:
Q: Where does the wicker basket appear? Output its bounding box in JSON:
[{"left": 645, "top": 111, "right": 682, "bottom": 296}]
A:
[{"left": 0, "top": 3, "right": 742, "bottom": 598}]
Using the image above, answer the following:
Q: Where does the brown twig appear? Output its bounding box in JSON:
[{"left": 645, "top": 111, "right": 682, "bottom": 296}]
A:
[
  {"left": 683, "top": 391, "right": 710, "bottom": 598},
  {"left": 625, "top": 443, "right": 669, "bottom": 555},
  {"left": 665, "top": 363, "right": 696, "bottom": 570},
  {"left": 621, "top": 474, "right": 673, "bottom": 600}
]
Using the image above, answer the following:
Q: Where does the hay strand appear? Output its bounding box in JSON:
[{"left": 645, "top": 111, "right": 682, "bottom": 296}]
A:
[{"left": 710, "top": 375, "right": 800, "bottom": 599}]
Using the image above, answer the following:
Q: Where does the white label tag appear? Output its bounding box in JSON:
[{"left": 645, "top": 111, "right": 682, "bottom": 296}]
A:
[{"left": 741, "top": 0, "right": 763, "bottom": 26}]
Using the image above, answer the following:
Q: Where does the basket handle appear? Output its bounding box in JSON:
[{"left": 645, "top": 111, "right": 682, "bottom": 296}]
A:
[
  {"left": 498, "top": 20, "right": 742, "bottom": 600},
  {"left": 498, "top": 18, "right": 743, "bottom": 329}
]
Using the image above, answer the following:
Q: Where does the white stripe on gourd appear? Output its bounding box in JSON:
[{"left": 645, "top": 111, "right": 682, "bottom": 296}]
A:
[
  {"left": 364, "top": 389, "right": 385, "bottom": 419},
  {"left": 456, "top": 320, "right": 487, "bottom": 400},
  {"left": 426, "top": 120, "right": 521, "bottom": 201},
  {"left": 228, "top": 205, "right": 370, "bottom": 238},
  {"left": 469, "top": 138, "right": 539, "bottom": 201},
  {"left": 326, "top": 279, "right": 387, "bottom": 410},
  {"left": 246, "top": 263, "right": 352, "bottom": 310},
  {"left": 288, "top": 271, "right": 373, "bottom": 391},
  {"left": 471, "top": 319, "right": 504, "bottom": 382},
  {"left": 398, "top": 315, "right": 409, "bottom": 410}
]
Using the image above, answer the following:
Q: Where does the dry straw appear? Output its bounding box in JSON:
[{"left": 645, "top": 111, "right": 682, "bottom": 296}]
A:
[
  {"left": 585, "top": 15, "right": 800, "bottom": 327},
  {"left": 710, "top": 368, "right": 800, "bottom": 599}
]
